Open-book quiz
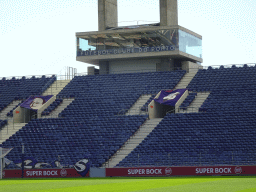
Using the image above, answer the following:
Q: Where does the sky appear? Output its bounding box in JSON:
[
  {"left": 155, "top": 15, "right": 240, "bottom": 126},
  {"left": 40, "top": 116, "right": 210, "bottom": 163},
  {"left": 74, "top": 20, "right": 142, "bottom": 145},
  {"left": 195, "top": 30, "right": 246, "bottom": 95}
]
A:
[{"left": 0, "top": 0, "right": 255, "bottom": 78}]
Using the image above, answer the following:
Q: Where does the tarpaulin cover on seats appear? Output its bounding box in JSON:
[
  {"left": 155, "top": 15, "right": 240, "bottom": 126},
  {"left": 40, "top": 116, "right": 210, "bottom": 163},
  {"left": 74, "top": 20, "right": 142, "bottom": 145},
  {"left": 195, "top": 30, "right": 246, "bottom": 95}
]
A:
[
  {"left": 20, "top": 95, "right": 53, "bottom": 111},
  {"left": 154, "top": 89, "right": 187, "bottom": 106}
]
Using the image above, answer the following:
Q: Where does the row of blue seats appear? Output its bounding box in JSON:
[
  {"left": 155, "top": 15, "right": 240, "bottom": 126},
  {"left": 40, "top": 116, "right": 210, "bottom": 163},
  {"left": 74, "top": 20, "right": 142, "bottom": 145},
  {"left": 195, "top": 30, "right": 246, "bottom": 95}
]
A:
[
  {"left": 118, "top": 111, "right": 256, "bottom": 167},
  {"left": 42, "top": 99, "right": 63, "bottom": 115},
  {"left": 0, "top": 119, "right": 8, "bottom": 130},
  {"left": 188, "top": 66, "right": 256, "bottom": 112},
  {"left": 3, "top": 66, "right": 256, "bottom": 168},
  {"left": 56, "top": 70, "right": 185, "bottom": 117},
  {"left": 179, "top": 92, "right": 197, "bottom": 109},
  {"left": 0, "top": 76, "right": 56, "bottom": 113},
  {"left": 2, "top": 116, "right": 148, "bottom": 168}
]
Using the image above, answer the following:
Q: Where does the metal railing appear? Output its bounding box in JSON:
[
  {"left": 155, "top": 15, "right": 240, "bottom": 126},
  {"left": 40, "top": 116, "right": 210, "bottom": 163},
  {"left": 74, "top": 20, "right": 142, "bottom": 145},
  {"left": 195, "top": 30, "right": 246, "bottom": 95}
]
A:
[
  {"left": 0, "top": 66, "right": 77, "bottom": 82},
  {"left": 1, "top": 63, "right": 255, "bottom": 85},
  {"left": 40, "top": 75, "right": 77, "bottom": 96},
  {"left": 40, "top": 75, "right": 57, "bottom": 95},
  {"left": 175, "top": 106, "right": 203, "bottom": 114},
  {"left": 117, "top": 107, "right": 149, "bottom": 116},
  {"left": 0, "top": 74, "right": 55, "bottom": 81},
  {"left": 202, "top": 63, "right": 256, "bottom": 69},
  {"left": 4, "top": 62, "right": 254, "bottom": 83},
  {"left": 166, "top": 106, "right": 209, "bottom": 115}
]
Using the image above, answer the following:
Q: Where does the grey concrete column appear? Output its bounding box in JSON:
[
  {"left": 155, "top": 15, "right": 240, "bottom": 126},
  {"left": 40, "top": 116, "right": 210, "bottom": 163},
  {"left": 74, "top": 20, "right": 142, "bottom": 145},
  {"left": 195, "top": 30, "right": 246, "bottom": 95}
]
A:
[
  {"left": 160, "top": 0, "right": 178, "bottom": 26},
  {"left": 156, "top": 58, "right": 172, "bottom": 71},
  {"left": 99, "top": 61, "right": 109, "bottom": 75},
  {"left": 181, "top": 61, "right": 203, "bottom": 72},
  {"left": 98, "top": 0, "right": 118, "bottom": 31},
  {"left": 87, "top": 66, "right": 95, "bottom": 75}
]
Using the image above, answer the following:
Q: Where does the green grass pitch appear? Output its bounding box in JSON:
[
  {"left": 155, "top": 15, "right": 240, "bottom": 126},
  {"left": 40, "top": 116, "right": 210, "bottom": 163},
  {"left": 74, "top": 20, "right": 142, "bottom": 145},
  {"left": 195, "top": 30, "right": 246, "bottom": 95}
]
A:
[{"left": 1, "top": 176, "right": 256, "bottom": 192}]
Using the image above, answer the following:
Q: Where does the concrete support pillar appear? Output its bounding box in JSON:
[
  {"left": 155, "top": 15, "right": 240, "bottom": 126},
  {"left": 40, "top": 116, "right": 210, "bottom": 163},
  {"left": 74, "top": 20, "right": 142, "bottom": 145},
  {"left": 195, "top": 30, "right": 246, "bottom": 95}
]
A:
[
  {"left": 88, "top": 66, "right": 95, "bottom": 75},
  {"left": 99, "top": 61, "right": 109, "bottom": 75},
  {"left": 98, "top": 0, "right": 118, "bottom": 31},
  {"left": 160, "top": 0, "right": 178, "bottom": 26},
  {"left": 181, "top": 61, "right": 203, "bottom": 72},
  {"left": 13, "top": 106, "right": 30, "bottom": 123},
  {"left": 156, "top": 58, "right": 172, "bottom": 71}
]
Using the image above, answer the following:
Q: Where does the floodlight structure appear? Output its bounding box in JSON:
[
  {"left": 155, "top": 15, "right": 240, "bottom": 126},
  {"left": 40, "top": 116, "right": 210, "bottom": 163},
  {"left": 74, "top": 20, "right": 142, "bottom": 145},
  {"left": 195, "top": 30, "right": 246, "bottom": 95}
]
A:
[{"left": 76, "top": 0, "right": 202, "bottom": 74}]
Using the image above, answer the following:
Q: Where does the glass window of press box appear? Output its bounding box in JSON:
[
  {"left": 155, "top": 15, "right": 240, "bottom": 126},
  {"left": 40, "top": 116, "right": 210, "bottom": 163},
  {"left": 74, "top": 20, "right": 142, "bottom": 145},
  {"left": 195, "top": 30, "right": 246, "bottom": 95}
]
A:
[
  {"left": 178, "top": 30, "right": 202, "bottom": 58},
  {"left": 77, "top": 29, "right": 179, "bottom": 51},
  {"left": 77, "top": 29, "right": 202, "bottom": 58}
]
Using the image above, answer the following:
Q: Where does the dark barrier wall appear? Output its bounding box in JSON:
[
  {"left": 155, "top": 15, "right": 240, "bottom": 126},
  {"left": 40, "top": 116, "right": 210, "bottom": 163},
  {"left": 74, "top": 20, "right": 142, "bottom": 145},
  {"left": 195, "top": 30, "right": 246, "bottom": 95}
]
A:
[
  {"left": 106, "top": 166, "right": 256, "bottom": 177},
  {"left": 3, "top": 168, "right": 89, "bottom": 178}
]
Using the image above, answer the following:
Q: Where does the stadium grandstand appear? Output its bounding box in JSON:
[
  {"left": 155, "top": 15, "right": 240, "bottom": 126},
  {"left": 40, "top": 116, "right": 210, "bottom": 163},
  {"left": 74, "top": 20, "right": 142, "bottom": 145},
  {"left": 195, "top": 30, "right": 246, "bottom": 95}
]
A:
[{"left": 0, "top": 0, "right": 255, "bottom": 178}]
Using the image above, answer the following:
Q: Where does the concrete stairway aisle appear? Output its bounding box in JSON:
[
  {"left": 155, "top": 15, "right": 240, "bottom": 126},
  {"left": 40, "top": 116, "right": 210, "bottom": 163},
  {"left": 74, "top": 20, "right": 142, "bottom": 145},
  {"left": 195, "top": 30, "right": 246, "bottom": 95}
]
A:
[
  {"left": 174, "top": 69, "right": 198, "bottom": 89},
  {"left": 42, "top": 98, "right": 74, "bottom": 118},
  {"left": 125, "top": 94, "right": 152, "bottom": 115},
  {"left": 178, "top": 92, "right": 210, "bottom": 113},
  {"left": 103, "top": 118, "right": 163, "bottom": 168},
  {"left": 42, "top": 80, "right": 71, "bottom": 96},
  {"left": 0, "top": 100, "right": 22, "bottom": 120},
  {"left": 0, "top": 118, "right": 27, "bottom": 144}
]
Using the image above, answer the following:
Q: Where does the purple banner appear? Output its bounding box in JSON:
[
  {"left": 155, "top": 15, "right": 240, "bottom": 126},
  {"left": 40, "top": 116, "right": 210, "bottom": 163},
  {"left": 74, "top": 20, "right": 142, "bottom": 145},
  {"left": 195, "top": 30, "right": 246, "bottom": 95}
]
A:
[
  {"left": 20, "top": 95, "right": 53, "bottom": 111},
  {"left": 154, "top": 89, "right": 187, "bottom": 106}
]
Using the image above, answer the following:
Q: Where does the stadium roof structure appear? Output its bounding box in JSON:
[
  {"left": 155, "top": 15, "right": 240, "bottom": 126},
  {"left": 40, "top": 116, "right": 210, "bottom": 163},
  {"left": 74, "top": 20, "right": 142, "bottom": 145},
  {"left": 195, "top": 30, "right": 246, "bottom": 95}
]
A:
[{"left": 76, "top": 0, "right": 203, "bottom": 74}]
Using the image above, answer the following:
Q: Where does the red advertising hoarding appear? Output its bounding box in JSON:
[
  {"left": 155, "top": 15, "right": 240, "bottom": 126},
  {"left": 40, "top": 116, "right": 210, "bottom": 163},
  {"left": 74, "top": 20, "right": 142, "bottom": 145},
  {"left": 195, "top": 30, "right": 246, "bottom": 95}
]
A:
[
  {"left": 106, "top": 166, "right": 256, "bottom": 177},
  {"left": 3, "top": 168, "right": 89, "bottom": 178},
  {"left": 4, "top": 166, "right": 256, "bottom": 178}
]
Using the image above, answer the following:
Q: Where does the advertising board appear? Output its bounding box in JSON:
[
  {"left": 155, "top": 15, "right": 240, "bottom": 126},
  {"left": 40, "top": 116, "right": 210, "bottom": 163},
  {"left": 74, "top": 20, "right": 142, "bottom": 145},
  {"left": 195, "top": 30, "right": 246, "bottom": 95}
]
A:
[
  {"left": 3, "top": 168, "right": 89, "bottom": 178},
  {"left": 106, "top": 166, "right": 256, "bottom": 177}
]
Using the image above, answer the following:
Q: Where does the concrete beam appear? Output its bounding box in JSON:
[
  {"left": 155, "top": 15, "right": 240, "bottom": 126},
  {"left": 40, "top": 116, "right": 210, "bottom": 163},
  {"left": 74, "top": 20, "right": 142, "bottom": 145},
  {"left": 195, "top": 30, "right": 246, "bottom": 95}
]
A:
[
  {"left": 98, "top": 0, "right": 118, "bottom": 31},
  {"left": 160, "top": 0, "right": 178, "bottom": 26}
]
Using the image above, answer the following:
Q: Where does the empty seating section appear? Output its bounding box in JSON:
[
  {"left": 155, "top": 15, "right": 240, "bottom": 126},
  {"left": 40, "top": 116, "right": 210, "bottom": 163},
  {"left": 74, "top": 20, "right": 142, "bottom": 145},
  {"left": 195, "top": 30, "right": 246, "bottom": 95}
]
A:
[
  {"left": 179, "top": 92, "right": 197, "bottom": 109},
  {"left": 58, "top": 71, "right": 186, "bottom": 117},
  {"left": 118, "top": 65, "right": 256, "bottom": 167},
  {"left": 118, "top": 111, "right": 256, "bottom": 167},
  {"left": 0, "top": 75, "right": 56, "bottom": 113},
  {"left": 1, "top": 70, "right": 185, "bottom": 168},
  {"left": 3, "top": 66, "right": 255, "bottom": 168},
  {"left": 187, "top": 65, "right": 256, "bottom": 112},
  {"left": 2, "top": 116, "right": 147, "bottom": 167}
]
